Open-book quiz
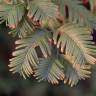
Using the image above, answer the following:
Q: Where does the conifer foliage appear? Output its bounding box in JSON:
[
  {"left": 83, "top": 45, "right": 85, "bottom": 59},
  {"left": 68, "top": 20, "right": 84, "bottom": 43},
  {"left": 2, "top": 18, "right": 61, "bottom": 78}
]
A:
[{"left": 0, "top": 0, "right": 96, "bottom": 87}]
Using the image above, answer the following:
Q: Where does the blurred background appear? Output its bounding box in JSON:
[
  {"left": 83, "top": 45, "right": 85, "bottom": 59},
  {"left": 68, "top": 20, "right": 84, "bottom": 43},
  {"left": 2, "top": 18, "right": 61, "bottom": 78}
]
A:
[{"left": 1, "top": 3, "right": 96, "bottom": 95}]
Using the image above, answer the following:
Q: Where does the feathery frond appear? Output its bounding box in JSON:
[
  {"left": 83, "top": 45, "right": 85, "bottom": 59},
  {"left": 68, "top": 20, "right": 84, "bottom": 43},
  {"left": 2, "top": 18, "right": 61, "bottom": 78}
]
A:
[
  {"left": 5, "top": 0, "right": 96, "bottom": 87},
  {"left": 9, "top": 29, "right": 51, "bottom": 78},
  {"left": 35, "top": 57, "right": 64, "bottom": 84},
  {"left": 0, "top": 1, "right": 25, "bottom": 27},
  {"left": 9, "top": 17, "right": 35, "bottom": 38},
  {"left": 60, "top": 54, "right": 91, "bottom": 87},
  {"left": 27, "top": 0, "right": 58, "bottom": 21},
  {"left": 53, "top": 23, "right": 96, "bottom": 65},
  {"left": 52, "top": 0, "right": 96, "bottom": 28}
]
